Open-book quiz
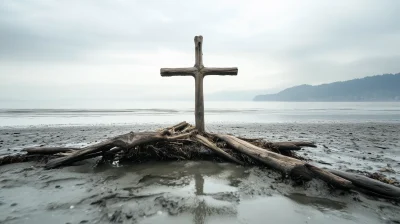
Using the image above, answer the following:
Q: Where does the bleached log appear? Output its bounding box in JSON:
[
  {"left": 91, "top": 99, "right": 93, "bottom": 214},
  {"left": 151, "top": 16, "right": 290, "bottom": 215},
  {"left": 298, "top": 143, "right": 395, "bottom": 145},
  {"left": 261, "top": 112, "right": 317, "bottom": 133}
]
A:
[
  {"left": 305, "top": 164, "right": 353, "bottom": 189},
  {"left": 194, "top": 134, "right": 243, "bottom": 165},
  {"left": 202, "top": 67, "right": 238, "bottom": 76},
  {"left": 215, "top": 134, "right": 304, "bottom": 174},
  {"left": 273, "top": 142, "right": 316, "bottom": 150},
  {"left": 0, "top": 154, "right": 40, "bottom": 166},
  {"left": 160, "top": 67, "right": 196, "bottom": 77},
  {"left": 272, "top": 143, "right": 301, "bottom": 151},
  {"left": 45, "top": 132, "right": 165, "bottom": 169},
  {"left": 195, "top": 72, "right": 205, "bottom": 132},
  {"left": 215, "top": 134, "right": 355, "bottom": 188},
  {"left": 24, "top": 147, "right": 79, "bottom": 155},
  {"left": 329, "top": 169, "right": 400, "bottom": 198}
]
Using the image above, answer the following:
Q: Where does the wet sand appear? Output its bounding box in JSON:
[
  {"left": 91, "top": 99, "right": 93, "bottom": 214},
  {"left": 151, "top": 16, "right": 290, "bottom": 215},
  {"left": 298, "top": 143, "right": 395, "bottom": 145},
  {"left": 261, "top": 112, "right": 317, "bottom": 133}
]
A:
[{"left": 1, "top": 123, "right": 400, "bottom": 223}]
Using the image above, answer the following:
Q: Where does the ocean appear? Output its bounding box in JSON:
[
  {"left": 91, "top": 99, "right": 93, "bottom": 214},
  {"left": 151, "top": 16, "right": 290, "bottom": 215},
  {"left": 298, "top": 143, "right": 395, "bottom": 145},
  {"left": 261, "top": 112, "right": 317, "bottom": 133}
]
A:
[{"left": 1, "top": 101, "right": 400, "bottom": 127}]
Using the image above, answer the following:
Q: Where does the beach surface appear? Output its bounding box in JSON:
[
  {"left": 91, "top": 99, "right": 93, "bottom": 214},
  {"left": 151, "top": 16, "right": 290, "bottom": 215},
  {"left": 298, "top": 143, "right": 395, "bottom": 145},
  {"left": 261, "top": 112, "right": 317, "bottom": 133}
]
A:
[{"left": 1, "top": 122, "right": 400, "bottom": 224}]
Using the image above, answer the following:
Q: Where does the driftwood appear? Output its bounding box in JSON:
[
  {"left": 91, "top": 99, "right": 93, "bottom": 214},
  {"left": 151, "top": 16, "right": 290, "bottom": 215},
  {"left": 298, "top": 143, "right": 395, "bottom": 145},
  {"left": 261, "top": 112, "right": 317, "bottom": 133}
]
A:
[
  {"left": 161, "top": 36, "right": 238, "bottom": 133},
  {"left": 1, "top": 121, "right": 399, "bottom": 200},
  {"left": 329, "top": 169, "right": 400, "bottom": 198},
  {"left": 24, "top": 147, "right": 80, "bottom": 154},
  {"left": 272, "top": 142, "right": 317, "bottom": 151},
  {"left": 194, "top": 134, "right": 244, "bottom": 165},
  {"left": 214, "top": 134, "right": 353, "bottom": 189}
]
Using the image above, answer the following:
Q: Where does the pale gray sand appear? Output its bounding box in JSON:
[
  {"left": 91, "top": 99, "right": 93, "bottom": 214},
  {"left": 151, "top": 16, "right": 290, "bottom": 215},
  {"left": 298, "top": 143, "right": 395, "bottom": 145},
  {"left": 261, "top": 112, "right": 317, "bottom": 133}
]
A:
[{"left": 0, "top": 123, "right": 399, "bottom": 223}]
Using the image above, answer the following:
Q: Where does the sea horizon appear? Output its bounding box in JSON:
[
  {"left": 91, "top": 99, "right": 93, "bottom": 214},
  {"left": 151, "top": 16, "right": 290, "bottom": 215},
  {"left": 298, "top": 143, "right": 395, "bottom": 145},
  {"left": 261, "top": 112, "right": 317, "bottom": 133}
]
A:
[{"left": 1, "top": 101, "right": 399, "bottom": 127}]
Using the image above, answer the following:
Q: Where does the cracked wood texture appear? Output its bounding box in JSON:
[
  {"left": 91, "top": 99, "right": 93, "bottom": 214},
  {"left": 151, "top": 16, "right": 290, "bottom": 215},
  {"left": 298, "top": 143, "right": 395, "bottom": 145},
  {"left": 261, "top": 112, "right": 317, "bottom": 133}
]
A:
[{"left": 160, "top": 35, "right": 238, "bottom": 133}]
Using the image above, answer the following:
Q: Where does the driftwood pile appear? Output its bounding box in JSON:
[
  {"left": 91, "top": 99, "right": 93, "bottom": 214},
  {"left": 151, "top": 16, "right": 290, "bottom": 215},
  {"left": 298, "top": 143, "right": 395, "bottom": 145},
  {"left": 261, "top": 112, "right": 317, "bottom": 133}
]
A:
[{"left": 1, "top": 122, "right": 400, "bottom": 199}]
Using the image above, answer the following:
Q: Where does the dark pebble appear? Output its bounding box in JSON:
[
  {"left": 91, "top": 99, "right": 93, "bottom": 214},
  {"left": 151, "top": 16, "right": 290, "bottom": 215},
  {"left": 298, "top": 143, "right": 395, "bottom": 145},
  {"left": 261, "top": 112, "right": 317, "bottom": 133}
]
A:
[
  {"left": 79, "top": 220, "right": 88, "bottom": 224},
  {"left": 55, "top": 185, "right": 61, "bottom": 188},
  {"left": 11, "top": 203, "right": 17, "bottom": 207}
]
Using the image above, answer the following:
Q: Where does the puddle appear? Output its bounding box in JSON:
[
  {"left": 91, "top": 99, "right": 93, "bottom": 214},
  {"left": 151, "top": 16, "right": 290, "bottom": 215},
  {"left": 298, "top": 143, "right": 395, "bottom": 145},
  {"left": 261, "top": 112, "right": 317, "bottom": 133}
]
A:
[{"left": 0, "top": 160, "right": 398, "bottom": 224}]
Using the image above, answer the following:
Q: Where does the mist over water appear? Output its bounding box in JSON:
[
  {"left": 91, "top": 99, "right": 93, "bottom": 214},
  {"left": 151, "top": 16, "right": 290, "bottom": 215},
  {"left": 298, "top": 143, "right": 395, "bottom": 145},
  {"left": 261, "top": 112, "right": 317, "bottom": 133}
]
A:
[{"left": 1, "top": 101, "right": 399, "bottom": 127}]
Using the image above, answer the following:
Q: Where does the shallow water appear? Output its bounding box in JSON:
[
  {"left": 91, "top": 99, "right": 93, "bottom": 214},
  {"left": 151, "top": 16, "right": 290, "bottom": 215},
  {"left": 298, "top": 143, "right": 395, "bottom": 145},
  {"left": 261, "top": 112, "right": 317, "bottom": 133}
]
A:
[
  {"left": 1, "top": 101, "right": 400, "bottom": 126},
  {"left": 1, "top": 161, "right": 393, "bottom": 224}
]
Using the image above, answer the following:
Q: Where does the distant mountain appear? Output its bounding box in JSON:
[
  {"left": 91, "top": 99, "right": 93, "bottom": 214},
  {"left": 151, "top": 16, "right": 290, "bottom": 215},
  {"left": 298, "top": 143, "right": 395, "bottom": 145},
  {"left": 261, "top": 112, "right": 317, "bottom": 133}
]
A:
[
  {"left": 254, "top": 73, "right": 400, "bottom": 101},
  {"left": 206, "top": 88, "right": 281, "bottom": 101}
]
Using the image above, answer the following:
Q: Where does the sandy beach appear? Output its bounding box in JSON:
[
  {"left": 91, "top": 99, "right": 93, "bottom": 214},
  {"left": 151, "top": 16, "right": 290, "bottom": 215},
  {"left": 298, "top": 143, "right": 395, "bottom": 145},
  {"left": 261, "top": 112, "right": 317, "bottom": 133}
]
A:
[{"left": 1, "top": 122, "right": 399, "bottom": 223}]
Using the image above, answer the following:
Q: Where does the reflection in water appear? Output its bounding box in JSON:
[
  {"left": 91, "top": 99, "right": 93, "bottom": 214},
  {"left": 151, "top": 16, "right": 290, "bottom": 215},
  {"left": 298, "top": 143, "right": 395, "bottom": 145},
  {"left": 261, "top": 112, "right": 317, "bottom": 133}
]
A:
[
  {"left": 195, "top": 173, "right": 205, "bottom": 196},
  {"left": 193, "top": 200, "right": 207, "bottom": 224},
  {"left": 108, "top": 161, "right": 246, "bottom": 224},
  {"left": 90, "top": 161, "right": 381, "bottom": 224},
  {"left": 287, "top": 193, "right": 347, "bottom": 211},
  {"left": 191, "top": 171, "right": 237, "bottom": 224},
  {"left": 194, "top": 173, "right": 206, "bottom": 224}
]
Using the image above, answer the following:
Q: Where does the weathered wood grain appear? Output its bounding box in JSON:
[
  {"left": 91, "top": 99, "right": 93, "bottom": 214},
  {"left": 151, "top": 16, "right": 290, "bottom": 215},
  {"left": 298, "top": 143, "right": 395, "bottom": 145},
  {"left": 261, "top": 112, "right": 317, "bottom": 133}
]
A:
[
  {"left": 160, "top": 67, "right": 196, "bottom": 77},
  {"left": 203, "top": 67, "right": 238, "bottom": 76}
]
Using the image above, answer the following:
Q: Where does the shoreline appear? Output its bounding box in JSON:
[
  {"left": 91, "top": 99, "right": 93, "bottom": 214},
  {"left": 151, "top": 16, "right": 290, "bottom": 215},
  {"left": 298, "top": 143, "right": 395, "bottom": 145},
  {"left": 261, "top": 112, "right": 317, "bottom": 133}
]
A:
[{"left": 2, "top": 120, "right": 400, "bottom": 129}]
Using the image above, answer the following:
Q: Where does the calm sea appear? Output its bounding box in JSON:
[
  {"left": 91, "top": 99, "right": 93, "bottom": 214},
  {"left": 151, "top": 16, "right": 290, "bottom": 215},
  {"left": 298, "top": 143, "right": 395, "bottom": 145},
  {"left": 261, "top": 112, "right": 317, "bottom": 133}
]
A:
[{"left": 0, "top": 100, "right": 399, "bottom": 127}]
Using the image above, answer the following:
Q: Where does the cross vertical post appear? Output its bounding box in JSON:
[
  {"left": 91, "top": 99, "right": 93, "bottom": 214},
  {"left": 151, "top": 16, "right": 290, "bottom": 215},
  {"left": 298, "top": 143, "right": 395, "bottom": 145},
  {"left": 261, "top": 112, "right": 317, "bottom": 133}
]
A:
[
  {"left": 160, "top": 36, "right": 238, "bottom": 133},
  {"left": 194, "top": 36, "right": 205, "bottom": 132},
  {"left": 194, "top": 36, "right": 203, "bottom": 68},
  {"left": 194, "top": 70, "right": 205, "bottom": 133}
]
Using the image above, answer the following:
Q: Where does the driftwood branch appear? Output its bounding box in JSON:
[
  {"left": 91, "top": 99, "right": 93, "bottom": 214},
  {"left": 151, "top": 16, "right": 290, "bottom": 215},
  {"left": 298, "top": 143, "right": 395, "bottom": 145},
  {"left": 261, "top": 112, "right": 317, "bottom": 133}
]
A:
[
  {"left": 329, "top": 169, "right": 400, "bottom": 198},
  {"left": 194, "top": 134, "right": 244, "bottom": 165},
  {"left": 160, "top": 67, "right": 196, "bottom": 77},
  {"left": 272, "top": 142, "right": 316, "bottom": 151},
  {"left": 305, "top": 164, "right": 353, "bottom": 189},
  {"left": 23, "top": 147, "right": 80, "bottom": 155},
  {"left": 215, "top": 134, "right": 304, "bottom": 173},
  {"left": 45, "top": 132, "right": 165, "bottom": 169},
  {"left": 202, "top": 67, "right": 238, "bottom": 76}
]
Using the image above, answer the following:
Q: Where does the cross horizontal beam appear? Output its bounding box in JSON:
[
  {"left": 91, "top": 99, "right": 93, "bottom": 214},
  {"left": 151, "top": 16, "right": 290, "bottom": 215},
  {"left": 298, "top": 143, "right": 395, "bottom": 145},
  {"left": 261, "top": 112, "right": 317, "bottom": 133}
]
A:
[
  {"left": 161, "top": 67, "right": 238, "bottom": 77},
  {"left": 160, "top": 67, "right": 197, "bottom": 77},
  {"left": 203, "top": 67, "right": 238, "bottom": 76}
]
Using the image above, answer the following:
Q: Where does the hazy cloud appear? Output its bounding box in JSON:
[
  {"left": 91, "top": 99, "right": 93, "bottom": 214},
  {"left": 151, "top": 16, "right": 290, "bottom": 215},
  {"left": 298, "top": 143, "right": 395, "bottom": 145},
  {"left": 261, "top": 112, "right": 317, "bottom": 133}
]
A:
[{"left": 0, "top": 0, "right": 399, "bottom": 101}]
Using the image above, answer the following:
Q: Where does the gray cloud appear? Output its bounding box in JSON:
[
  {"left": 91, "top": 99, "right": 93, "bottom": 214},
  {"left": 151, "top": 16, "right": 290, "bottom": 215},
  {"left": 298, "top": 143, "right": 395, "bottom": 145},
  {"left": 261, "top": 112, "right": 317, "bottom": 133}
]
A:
[{"left": 0, "top": 0, "right": 399, "bottom": 101}]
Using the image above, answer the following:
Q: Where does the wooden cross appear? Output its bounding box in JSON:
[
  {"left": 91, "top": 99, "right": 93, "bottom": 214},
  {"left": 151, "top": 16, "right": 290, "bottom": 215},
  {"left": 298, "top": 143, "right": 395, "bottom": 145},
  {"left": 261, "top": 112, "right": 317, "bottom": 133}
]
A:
[{"left": 160, "top": 36, "right": 238, "bottom": 133}]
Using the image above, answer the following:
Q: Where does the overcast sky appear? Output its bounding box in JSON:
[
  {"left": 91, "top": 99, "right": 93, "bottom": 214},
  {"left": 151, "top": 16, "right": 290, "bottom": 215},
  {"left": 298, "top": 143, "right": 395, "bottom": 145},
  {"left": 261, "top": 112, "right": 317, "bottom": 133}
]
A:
[{"left": 0, "top": 0, "right": 399, "bottom": 101}]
